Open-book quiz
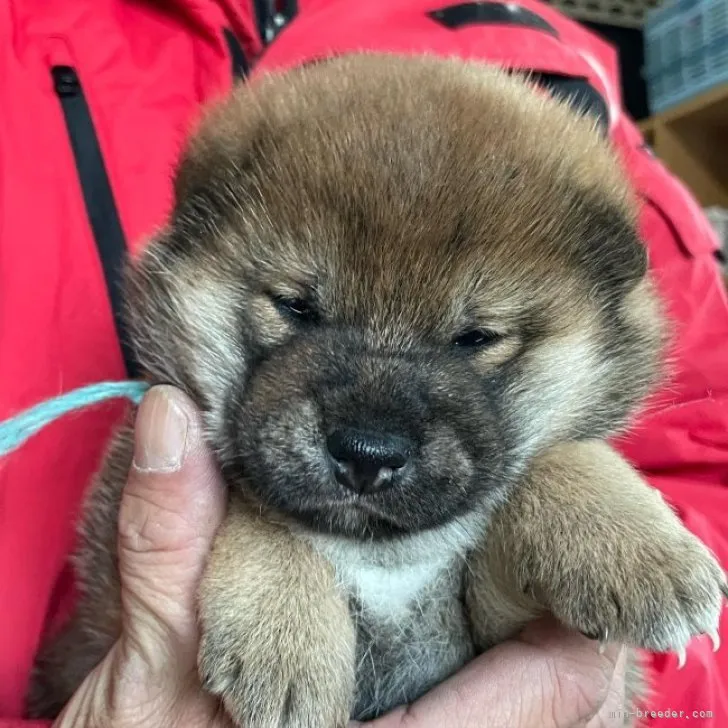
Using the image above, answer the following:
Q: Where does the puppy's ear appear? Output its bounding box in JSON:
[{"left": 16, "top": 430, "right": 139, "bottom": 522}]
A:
[
  {"left": 122, "top": 235, "right": 198, "bottom": 393},
  {"left": 122, "top": 228, "right": 245, "bottom": 425},
  {"left": 122, "top": 92, "right": 263, "bottom": 414},
  {"left": 171, "top": 88, "right": 265, "bottom": 217},
  {"left": 579, "top": 201, "right": 648, "bottom": 296}
]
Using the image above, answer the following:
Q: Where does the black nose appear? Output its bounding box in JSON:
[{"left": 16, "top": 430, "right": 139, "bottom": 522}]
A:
[{"left": 327, "top": 428, "right": 411, "bottom": 494}]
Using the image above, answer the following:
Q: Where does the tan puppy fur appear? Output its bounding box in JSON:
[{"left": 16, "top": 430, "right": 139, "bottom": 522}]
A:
[
  {"left": 198, "top": 499, "right": 357, "bottom": 728},
  {"left": 470, "top": 439, "right": 725, "bottom": 653},
  {"left": 28, "top": 55, "right": 726, "bottom": 727}
]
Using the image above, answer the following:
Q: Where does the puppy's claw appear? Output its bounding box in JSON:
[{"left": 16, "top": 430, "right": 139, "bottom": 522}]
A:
[
  {"left": 709, "top": 630, "right": 721, "bottom": 653},
  {"left": 598, "top": 626, "right": 609, "bottom": 655},
  {"left": 676, "top": 647, "right": 687, "bottom": 670}
]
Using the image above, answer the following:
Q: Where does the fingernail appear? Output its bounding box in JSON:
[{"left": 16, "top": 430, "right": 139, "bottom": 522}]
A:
[{"left": 133, "top": 386, "right": 189, "bottom": 472}]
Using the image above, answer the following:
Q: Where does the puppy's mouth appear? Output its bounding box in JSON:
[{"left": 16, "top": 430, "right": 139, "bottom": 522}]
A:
[
  {"left": 320, "top": 489, "right": 405, "bottom": 518},
  {"left": 303, "top": 494, "right": 411, "bottom": 536}
]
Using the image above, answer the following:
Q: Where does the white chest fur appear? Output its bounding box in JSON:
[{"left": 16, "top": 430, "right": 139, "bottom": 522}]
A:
[
  {"left": 340, "top": 553, "right": 453, "bottom": 618},
  {"left": 302, "top": 516, "right": 483, "bottom": 620}
]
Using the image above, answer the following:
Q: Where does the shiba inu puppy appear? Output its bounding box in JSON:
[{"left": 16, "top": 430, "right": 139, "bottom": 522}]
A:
[{"left": 28, "top": 54, "right": 726, "bottom": 727}]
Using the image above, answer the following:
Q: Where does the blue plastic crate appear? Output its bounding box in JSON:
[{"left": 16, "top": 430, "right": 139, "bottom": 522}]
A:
[
  {"left": 645, "top": 0, "right": 728, "bottom": 113},
  {"left": 683, "top": 49, "right": 708, "bottom": 82},
  {"left": 710, "top": 34, "right": 728, "bottom": 72},
  {"left": 707, "top": 2, "right": 728, "bottom": 45},
  {"left": 644, "top": 23, "right": 664, "bottom": 76},
  {"left": 662, "top": 21, "right": 684, "bottom": 65},
  {"left": 645, "top": 70, "right": 666, "bottom": 111},
  {"left": 682, "top": 10, "right": 705, "bottom": 55}
]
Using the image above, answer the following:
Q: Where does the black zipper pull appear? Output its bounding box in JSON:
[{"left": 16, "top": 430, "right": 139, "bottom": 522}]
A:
[
  {"left": 223, "top": 29, "right": 249, "bottom": 80},
  {"left": 51, "top": 66, "right": 81, "bottom": 97},
  {"left": 49, "top": 64, "right": 140, "bottom": 378}
]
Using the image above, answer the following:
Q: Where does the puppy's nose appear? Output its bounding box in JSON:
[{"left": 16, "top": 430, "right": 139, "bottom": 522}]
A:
[{"left": 327, "top": 428, "right": 411, "bottom": 494}]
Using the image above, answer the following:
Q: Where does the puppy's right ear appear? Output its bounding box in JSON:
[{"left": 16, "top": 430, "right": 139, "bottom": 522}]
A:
[
  {"left": 123, "top": 89, "right": 264, "bottom": 421},
  {"left": 122, "top": 234, "right": 198, "bottom": 394},
  {"left": 122, "top": 224, "right": 245, "bottom": 424}
]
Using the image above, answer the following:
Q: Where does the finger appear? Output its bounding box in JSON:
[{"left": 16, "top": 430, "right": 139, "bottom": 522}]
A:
[
  {"left": 587, "top": 643, "right": 629, "bottom": 728},
  {"left": 355, "top": 618, "right": 621, "bottom": 728},
  {"left": 117, "top": 385, "right": 227, "bottom": 673},
  {"left": 517, "top": 618, "right": 624, "bottom": 727}
]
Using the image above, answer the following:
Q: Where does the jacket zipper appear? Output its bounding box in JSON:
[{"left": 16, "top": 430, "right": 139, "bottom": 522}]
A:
[
  {"left": 223, "top": 28, "right": 249, "bottom": 80},
  {"left": 51, "top": 65, "right": 139, "bottom": 378}
]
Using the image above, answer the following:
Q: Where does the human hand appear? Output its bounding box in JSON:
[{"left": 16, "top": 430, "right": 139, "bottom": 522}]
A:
[
  {"left": 54, "top": 386, "right": 231, "bottom": 727},
  {"left": 353, "top": 618, "right": 627, "bottom": 728}
]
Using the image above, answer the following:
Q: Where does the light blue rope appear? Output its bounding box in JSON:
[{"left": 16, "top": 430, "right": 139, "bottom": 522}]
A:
[{"left": 0, "top": 381, "right": 150, "bottom": 458}]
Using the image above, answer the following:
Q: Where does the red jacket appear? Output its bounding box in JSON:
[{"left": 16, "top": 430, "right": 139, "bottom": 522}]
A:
[{"left": 1, "top": 1, "right": 727, "bottom": 726}]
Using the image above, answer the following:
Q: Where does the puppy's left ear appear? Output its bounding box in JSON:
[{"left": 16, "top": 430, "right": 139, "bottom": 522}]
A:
[{"left": 579, "top": 202, "right": 648, "bottom": 296}]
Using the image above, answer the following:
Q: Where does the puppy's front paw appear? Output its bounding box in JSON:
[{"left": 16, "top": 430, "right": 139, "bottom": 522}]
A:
[
  {"left": 545, "top": 525, "right": 726, "bottom": 658},
  {"left": 197, "top": 503, "right": 356, "bottom": 728},
  {"left": 198, "top": 615, "right": 354, "bottom": 728},
  {"left": 480, "top": 442, "right": 727, "bottom": 665}
]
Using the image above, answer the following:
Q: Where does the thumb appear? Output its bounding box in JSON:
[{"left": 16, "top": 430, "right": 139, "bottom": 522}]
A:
[{"left": 117, "top": 385, "right": 227, "bottom": 673}]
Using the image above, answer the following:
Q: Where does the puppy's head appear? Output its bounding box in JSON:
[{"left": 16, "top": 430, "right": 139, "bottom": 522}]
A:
[{"left": 126, "top": 55, "right": 664, "bottom": 538}]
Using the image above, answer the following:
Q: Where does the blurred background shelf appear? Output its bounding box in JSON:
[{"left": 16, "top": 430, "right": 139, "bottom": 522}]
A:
[
  {"left": 639, "top": 82, "right": 728, "bottom": 207},
  {"left": 543, "top": 0, "right": 727, "bottom": 270}
]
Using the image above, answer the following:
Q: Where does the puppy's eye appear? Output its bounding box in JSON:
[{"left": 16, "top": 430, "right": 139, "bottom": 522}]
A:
[
  {"left": 272, "top": 295, "right": 319, "bottom": 323},
  {"left": 452, "top": 329, "right": 503, "bottom": 349}
]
